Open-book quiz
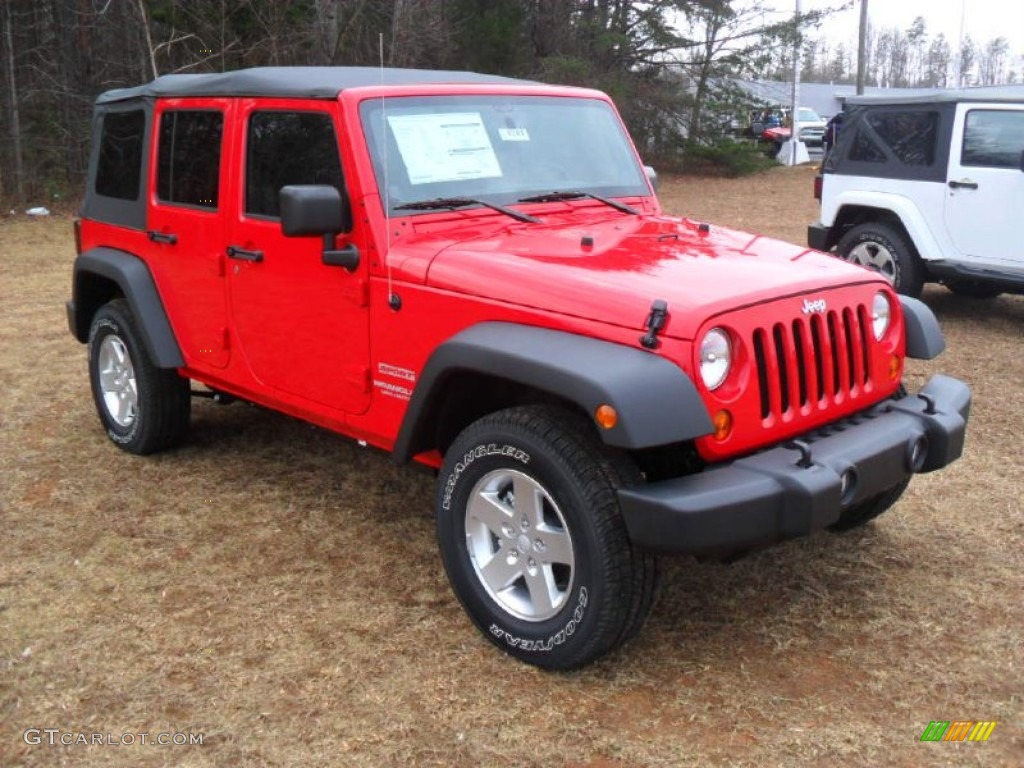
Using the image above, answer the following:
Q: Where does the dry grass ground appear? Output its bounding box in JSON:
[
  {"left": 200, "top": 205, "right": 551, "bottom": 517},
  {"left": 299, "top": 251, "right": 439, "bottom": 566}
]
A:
[{"left": 1, "top": 165, "right": 1022, "bottom": 767}]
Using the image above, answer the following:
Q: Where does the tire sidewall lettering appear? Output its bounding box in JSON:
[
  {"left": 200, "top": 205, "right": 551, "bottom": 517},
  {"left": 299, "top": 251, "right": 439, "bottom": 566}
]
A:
[
  {"left": 440, "top": 442, "right": 530, "bottom": 511},
  {"left": 487, "top": 586, "right": 589, "bottom": 653}
]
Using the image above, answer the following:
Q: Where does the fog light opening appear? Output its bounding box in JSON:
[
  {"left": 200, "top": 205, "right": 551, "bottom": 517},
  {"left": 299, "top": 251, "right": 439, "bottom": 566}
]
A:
[
  {"left": 908, "top": 435, "right": 928, "bottom": 472},
  {"left": 840, "top": 468, "right": 858, "bottom": 506}
]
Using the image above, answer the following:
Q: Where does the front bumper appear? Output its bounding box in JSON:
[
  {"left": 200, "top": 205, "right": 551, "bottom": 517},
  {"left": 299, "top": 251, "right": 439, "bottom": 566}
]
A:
[{"left": 618, "top": 375, "right": 970, "bottom": 555}]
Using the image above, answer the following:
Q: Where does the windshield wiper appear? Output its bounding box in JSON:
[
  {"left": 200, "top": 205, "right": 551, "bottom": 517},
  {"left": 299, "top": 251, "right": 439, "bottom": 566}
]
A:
[
  {"left": 517, "top": 190, "right": 639, "bottom": 215},
  {"left": 393, "top": 197, "right": 539, "bottom": 223}
]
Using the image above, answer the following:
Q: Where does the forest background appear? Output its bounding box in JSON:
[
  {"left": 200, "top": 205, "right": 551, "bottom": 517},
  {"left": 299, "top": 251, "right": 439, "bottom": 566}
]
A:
[{"left": 2, "top": 0, "right": 1022, "bottom": 202}]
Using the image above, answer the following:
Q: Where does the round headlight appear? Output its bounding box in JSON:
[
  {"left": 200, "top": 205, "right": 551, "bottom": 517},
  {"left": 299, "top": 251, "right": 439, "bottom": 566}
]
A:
[
  {"left": 872, "top": 291, "right": 892, "bottom": 340},
  {"left": 699, "top": 328, "right": 732, "bottom": 390}
]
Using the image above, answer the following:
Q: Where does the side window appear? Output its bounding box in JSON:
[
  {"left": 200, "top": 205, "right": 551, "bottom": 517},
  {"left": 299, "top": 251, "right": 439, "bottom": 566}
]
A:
[
  {"left": 157, "top": 110, "right": 223, "bottom": 209},
  {"left": 849, "top": 130, "right": 886, "bottom": 163},
  {"left": 962, "top": 110, "right": 1024, "bottom": 168},
  {"left": 862, "top": 110, "right": 939, "bottom": 166},
  {"left": 95, "top": 110, "right": 146, "bottom": 200},
  {"left": 245, "top": 111, "right": 344, "bottom": 218}
]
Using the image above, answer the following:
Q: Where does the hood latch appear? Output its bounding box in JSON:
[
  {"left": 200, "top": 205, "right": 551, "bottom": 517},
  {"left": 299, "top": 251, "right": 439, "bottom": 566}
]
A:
[{"left": 640, "top": 299, "right": 669, "bottom": 350}]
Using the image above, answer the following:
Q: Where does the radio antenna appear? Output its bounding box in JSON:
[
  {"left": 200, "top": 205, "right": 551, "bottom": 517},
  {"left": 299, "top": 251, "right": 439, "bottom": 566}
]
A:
[{"left": 379, "top": 33, "right": 398, "bottom": 310}]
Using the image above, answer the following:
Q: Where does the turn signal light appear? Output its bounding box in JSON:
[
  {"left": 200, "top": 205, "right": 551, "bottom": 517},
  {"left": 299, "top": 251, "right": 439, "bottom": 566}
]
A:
[
  {"left": 712, "top": 409, "right": 733, "bottom": 441},
  {"left": 888, "top": 354, "right": 902, "bottom": 381},
  {"left": 594, "top": 404, "right": 618, "bottom": 430}
]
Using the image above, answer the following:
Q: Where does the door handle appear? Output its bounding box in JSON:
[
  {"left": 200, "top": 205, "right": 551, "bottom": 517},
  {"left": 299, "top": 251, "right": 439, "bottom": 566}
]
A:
[
  {"left": 948, "top": 179, "right": 979, "bottom": 190},
  {"left": 226, "top": 245, "right": 264, "bottom": 262},
  {"left": 147, "top": 230, "right": 178, "bottom": 244}
]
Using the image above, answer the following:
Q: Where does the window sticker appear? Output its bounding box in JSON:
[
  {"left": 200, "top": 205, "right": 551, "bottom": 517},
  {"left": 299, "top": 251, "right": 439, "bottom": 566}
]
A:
[
  {"left": 387, "top": 112, "right": 502, "bottom": 185},
  {"left": 499, "top": 127, "right": 530, "bottom": 142}
]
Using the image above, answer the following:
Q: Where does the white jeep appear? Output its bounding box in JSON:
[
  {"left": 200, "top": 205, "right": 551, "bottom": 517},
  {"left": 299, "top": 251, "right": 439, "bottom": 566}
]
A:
[{"left": 809, "top": 87, "right": 1024, "bottom": 298}]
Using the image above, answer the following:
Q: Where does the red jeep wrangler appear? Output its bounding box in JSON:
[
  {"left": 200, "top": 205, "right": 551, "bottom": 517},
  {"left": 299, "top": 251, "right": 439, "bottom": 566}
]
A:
[{"left": 68, "top": 67, "right": 971, "bottom": 669}]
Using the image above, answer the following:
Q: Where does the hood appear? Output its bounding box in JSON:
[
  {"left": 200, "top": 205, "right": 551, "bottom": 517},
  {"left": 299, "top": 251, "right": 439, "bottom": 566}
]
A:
[{"left": 392, "top": 211, "right": 883, "bottom": 340}]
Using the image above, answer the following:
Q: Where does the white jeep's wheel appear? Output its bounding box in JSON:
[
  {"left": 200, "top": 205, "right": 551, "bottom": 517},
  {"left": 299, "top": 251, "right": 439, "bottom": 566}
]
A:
[
  {"left": 837, "top": 222, "right": 924, "bottom": 298},
  {"left": 436, "top": 405, "right": 658, "bottom": 670},
  {"left": 88, "top": 299, "right": 190, "bottom": 454}
]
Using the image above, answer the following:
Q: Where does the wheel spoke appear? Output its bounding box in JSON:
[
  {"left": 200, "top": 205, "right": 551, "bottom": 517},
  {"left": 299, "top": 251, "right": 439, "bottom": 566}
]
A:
[
  {"left": 537, "top": 527, "right": 573, "bottom": 566},
  {"left": 512, "top": 474, "right": 544, "bottom": 528},
  {"left": 467, "top": 489, "right": 512, "bottom": 536},
  {"left": 479, "top": 551, "right": 522, "bottom": 593},
  {"left": 99, "top": 366, "right": 119, "bottom": 391},
  {"left": 524, "top": 567, "right": 556, "bottom": 616}
]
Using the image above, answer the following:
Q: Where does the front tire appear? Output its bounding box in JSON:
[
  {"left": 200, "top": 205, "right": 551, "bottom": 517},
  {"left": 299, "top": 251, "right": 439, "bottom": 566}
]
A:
[
  {"left": 436, "top": 405, "right": 658, "bottom": 670},
  {"left": 837, "top": 222, "right": 924, "bottom": 298},
  {"left": 88, "top": 299, "right": 190, "bottom": 454}
]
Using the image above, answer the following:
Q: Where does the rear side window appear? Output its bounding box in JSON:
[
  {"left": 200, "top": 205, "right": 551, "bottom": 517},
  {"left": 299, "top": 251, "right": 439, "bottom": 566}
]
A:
[
  {"left": 95, "top": 110, "right": 145, "bottom": 200},
  {"left": 852, "top": 110, "right": 939, "bottom": 166},
  {"left": 245, "top": 111, "right": 344, "bottom": 218},
  {"left": 962, "top": 110, "right": 1024, "bottom": 168},
  {"left": 157, "top": 110, "right": 223, "bottom": 208}
]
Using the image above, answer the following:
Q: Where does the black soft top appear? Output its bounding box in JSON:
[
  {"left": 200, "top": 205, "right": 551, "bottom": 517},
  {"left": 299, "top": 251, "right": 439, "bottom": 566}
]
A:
[
  {"left": 96, "top": 66, "right": 535, "bottom": 104},
  {"left": 844, "top": 84, "right": 1024, "bottom": 107}
]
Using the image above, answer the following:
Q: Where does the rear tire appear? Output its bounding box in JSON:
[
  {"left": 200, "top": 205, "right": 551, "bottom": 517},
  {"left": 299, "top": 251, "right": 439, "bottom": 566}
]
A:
[
  {"left": 88, "top": 299, "right": 190, "bottom": 455},
  {"left": 837, "top": 222, "right": 924, "bottom": 298},
  {"left": 436, "top": 405, "right": 658, "bottom": 670}
]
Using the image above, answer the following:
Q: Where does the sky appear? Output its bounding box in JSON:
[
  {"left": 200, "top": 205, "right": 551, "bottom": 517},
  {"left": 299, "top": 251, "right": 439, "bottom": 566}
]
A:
[{"left": 799, "top": 0, "right": 1024, "bottom": 56}]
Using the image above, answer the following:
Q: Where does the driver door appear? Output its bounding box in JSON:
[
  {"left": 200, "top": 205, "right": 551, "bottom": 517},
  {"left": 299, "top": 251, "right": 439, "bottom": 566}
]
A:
[{"left": 226, "top": 102, "right": 371, "bottom": 413}]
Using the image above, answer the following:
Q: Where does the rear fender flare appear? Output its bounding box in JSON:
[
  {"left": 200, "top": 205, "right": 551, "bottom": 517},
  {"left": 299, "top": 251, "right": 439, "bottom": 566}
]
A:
[{"left": 69, "top": 247, "right": 183, "bottom": 368}]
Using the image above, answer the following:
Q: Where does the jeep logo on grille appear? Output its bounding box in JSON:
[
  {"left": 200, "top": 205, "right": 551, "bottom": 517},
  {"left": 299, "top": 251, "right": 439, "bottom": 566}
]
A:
[{"left": 801, "top": 298, "right": 827, "bottom": 314}]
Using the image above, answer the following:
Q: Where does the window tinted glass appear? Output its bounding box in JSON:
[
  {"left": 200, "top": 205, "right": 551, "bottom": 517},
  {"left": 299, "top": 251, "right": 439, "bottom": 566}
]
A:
[
  {"left": 157, "top": 111, "right": 223, "bottom": 208},
  {"left": 962, "top": 110, "right": 1024, "bottom": 168},
  {"left": 849, "top": 130, "right": 886, "bottom": 162},
  {"left": 246, "top": 111, "right": 344, "bottom": 217},
  {"left": 95, "top": 110, "right": 145, "bottom": 200},
  {"left": 863, "top": 110, "right": 939, "bottom": 166}
]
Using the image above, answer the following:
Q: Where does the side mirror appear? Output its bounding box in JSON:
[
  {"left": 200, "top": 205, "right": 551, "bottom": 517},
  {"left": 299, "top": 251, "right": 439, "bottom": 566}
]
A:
[
  {"left": 279, "top": 184, "right": 351, "bottom": 236},
  {"left": 643, "top": 165, "right": 659, "bottom": 193},
  {"left": 279, "top": 185, "right": 359, "bottom": 272}
]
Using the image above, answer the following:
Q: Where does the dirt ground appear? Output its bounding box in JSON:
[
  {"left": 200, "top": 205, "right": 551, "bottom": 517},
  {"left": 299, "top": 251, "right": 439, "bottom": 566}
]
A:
[{"left": 1, "top": 165, "right": 1022, "bottom": 767}]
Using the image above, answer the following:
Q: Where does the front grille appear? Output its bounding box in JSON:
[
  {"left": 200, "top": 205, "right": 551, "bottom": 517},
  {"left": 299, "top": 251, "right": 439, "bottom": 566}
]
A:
[{"left": 751, "top": 304, "right": 872, "bottom": 421}]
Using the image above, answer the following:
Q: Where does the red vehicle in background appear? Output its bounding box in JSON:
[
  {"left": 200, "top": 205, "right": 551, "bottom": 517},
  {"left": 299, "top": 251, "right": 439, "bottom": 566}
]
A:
[{"left": 67, "top": 67, "right": 970, "bottom": 669}]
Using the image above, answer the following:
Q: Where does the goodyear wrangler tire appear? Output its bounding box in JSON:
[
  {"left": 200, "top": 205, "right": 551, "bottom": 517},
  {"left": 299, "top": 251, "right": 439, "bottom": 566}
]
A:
[
  {"left": 436, "top": 405, "right": 658, "bottom": 670},
  {"left": 88, "top": 299, "right": 190, "bottom": 455},
  {"left": 837, "top": 222, "right": 924, "bottom": 298}
]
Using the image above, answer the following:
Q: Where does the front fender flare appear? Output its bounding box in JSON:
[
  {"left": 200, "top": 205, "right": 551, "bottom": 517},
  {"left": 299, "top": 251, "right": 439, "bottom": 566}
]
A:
[{"left": 392, "top": 322, "right": 713, "bottom": 462}]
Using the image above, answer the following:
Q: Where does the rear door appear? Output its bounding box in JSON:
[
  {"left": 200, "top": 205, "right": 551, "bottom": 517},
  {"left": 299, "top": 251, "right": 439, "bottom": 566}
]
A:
[
  {"left": 225, "top": 101, "right": 371, "bottom": 413},
  {"left": 146, "top": 100, "right": 231, "bottom": 368},
  {"left": 944, "top": 103, "right": 1024, "bottom": 266}
]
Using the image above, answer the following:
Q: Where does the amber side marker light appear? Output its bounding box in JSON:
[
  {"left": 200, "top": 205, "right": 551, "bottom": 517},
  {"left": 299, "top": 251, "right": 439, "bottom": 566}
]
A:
[
  {"left": 712, "top": 409, "right": 733, "bottom": 441},
  {"left": 889, "top": 354, "right": 902, "bottom": 381},
  {"left": 595, "top": 404, "right": 618, "bottom": 430}
]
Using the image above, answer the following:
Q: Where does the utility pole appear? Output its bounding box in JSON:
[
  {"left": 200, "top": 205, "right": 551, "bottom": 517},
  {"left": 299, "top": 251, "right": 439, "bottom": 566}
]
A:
[
  {"left": 856, "top": 0, "right": 868, "bottom": 94},
  {"left": 779, "top": 0, "right": 809, "bottom": 165}
]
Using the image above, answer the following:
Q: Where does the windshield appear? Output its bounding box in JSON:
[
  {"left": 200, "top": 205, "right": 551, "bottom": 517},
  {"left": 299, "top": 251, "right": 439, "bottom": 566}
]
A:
[
  {"left": 359, "top": 95, "right": 649, "bottom": 216},
  {"left": 798, "top": 108, "right": 822, "bottom": 122}
]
